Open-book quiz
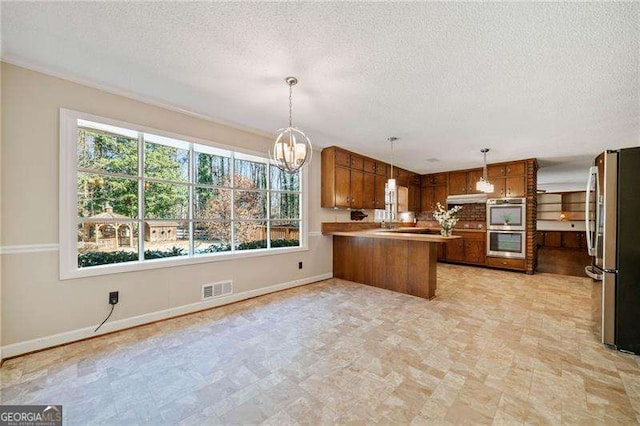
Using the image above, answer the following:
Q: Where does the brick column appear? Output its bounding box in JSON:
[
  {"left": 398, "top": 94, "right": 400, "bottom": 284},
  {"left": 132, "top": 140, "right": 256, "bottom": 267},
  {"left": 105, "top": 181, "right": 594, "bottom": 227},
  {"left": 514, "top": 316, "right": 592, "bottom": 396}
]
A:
[{"left": 525, "top": 159, "right": 538, "bottom": 274}]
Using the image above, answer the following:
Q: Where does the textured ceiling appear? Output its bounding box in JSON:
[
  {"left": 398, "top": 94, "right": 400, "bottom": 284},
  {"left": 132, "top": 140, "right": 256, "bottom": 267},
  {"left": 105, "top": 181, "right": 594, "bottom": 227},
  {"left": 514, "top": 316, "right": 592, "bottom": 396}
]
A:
[{"left": 2, "top": 2, "right": 638, "bottom": 191}]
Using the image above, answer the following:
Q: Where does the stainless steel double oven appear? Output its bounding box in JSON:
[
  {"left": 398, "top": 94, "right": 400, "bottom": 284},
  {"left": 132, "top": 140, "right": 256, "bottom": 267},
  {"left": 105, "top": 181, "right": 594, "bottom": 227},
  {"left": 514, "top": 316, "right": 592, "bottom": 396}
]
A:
[{"left": 486, "top": 198, "right": 526, "bottom": 259}]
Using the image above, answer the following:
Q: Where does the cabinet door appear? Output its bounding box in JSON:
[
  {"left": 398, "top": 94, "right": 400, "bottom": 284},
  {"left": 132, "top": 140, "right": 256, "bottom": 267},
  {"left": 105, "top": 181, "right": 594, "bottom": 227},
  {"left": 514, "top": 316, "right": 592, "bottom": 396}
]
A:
[
  {"left": 395, "top": 169, "right": 410, "bottom": 188},
  {"left": 446, "top": 238, "right": 465, "bottom": 261},
  {"left": 505, "top": 176, "right": 525, "bottom": 197},
  {"left": 433, "top": 173, "right": 447, "bottom": 185},
  {"left": 467, "top": 169, "right": 484, "bottom": 194},
  {"left": 335, "top": 166, "right": 351, "bottom": 207},
  {"left": 544, "top": 231, "right": 562, "bottom": 247},
  {"left": 363, "top": 172, "right": 376, "bottom": 209},
  {"left": 409, "top": 185, "right": 421, "bottom": 212},
  {"left": 335, "top": 150, "right": 351, "bottom": 167},
  {"left": 350, "top": 169, "right": 364, "bottom": 208},
  {"left": 363, "top": 159, "right": 377, "bottom": 174},
  {"left": 434, "top": 185, "right": 447, "bottom": 211},
  {"left": 421, "top": 186, "right": 435, "bottom": 213},
  {"left": 421, "top": 174, "right": 435, "bottom": 187},
  {"left": 488, "top": 178, "right": 506, "bottom": 199},
  {"left": 465, "top": 239, "right": 486, "bottom": 264},
  {"left": 488, "top": 165, "right": 506, "bottom": 178},
  {"left": 448, "top": 171, "right": 468, "bottom": 195},
  {"left": 350, "top": 155, "right": 364, "bottom": 170},
  {"left": 561, "top": 232, "right": 583, "bottom": 249},
  {"left": 375, "top": 162, "right": 388, "bottom": 176},
  {"left": 505, "top": 162, "right": 525, "bottom": 176},
  {"left": 374, "top": 175, "right": 386, "bottom": 209}
]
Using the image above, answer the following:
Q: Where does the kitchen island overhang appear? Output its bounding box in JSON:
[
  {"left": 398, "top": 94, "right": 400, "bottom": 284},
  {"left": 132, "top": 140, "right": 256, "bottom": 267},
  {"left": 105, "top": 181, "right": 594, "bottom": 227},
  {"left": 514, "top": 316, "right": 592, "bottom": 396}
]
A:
[{"left": 325, "top": 229, "right": 460, "bottom": 299}]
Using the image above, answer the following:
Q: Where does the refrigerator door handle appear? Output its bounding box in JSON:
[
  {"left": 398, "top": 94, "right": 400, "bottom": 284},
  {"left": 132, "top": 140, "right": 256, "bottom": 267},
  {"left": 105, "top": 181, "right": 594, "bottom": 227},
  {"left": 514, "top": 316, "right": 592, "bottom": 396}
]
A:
[
  {"left": 592, "top": 263, "right": 618, "bottom": 275},
  {"left": 586, "top": 166, "right": 598, "bottom": 256}
]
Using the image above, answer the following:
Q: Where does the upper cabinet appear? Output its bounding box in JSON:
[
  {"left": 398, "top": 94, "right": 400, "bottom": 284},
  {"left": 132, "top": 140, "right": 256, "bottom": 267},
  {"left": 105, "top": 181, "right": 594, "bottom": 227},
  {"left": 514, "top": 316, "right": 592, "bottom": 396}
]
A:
[
  {"left": 421, "top": 173, "right": 447, "bottom": 213},
  {"left": 487, "top": 161, "right": 526, "bottom": 198},
  {"left": 322, "top": 146, "right": 533, "bottom": 214},
  {"left": 322, "top": 147, "right": 388, "bottom": 210},
  {"left": 448, "top": 169, "right": 483, "bottom": 195}
]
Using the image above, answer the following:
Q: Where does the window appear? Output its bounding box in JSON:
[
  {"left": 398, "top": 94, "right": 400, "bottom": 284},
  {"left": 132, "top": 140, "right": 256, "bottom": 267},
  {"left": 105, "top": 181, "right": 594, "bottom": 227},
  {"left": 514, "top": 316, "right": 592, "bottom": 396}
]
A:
[{"left": 60, "top": 110, "right": 307, "bottom": 279}]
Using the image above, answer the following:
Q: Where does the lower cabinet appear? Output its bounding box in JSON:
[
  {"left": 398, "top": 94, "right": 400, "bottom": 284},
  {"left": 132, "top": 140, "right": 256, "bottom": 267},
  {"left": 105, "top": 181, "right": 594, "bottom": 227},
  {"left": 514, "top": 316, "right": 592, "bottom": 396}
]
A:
[
  {"left": 442, "top": 232, "right": 486, "bottom": 265},
  {"left": 486, "top": 257, "right": 526, "bottom": 271}
]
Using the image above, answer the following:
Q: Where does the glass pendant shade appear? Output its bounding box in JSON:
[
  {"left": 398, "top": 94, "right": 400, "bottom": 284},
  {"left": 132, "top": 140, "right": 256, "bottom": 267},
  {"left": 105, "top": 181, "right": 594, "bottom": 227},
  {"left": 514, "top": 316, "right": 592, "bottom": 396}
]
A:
[
  {"left": 269, "top": 76, "right": 312, "bottom": 174},
  {"left": 476, "top": 178, "right": 494, "bottom": 193},
  {"left": 476, "top": 148, "right": 494, "bottom": 194},
  {"left": 386, "top": 178, "right": 397, "bottom": 190},
  {"left": 271, "top": 127, "right": 312, "bottom": 173}
]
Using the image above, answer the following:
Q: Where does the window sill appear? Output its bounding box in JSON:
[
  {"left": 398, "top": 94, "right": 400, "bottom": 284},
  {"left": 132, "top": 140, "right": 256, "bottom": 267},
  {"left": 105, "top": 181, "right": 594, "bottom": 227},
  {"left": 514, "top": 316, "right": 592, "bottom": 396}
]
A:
[{"left": 60, "top": 245, "right": 309, "bottom": 280}]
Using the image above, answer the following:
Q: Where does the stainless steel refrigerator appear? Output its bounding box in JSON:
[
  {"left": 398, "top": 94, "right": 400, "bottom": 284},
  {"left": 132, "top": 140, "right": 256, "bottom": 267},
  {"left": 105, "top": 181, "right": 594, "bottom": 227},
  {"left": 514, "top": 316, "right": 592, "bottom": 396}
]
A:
[{"left": 585, "top": 147, "right": 640, "bottom": 354}]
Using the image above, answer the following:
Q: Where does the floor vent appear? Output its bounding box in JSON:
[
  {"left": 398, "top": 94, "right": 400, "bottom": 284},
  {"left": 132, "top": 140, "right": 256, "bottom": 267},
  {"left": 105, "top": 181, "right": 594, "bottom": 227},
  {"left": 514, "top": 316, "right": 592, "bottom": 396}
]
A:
[{"left": 202, "top": 280, "right": 233, "bottom": 301}]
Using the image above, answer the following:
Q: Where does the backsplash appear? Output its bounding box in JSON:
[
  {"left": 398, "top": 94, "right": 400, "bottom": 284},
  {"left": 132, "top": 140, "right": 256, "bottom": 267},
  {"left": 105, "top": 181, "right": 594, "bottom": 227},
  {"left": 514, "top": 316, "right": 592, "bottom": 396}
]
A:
[{"left": 419, "top": 203, "right": 486, "bottom": 222}]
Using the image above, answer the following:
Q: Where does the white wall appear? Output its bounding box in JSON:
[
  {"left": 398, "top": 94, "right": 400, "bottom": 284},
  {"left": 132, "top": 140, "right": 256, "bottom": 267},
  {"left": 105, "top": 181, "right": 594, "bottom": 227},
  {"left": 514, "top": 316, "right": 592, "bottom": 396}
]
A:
[{"left": 0, "top": 63, "right": 332, "bottom": 356}]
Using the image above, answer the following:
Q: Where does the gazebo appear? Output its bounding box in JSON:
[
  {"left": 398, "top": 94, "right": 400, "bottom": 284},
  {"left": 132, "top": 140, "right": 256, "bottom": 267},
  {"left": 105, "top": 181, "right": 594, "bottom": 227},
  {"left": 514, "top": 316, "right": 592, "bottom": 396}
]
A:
[{"left": 82, "top": 204, "right": 134, "bottom": 250}]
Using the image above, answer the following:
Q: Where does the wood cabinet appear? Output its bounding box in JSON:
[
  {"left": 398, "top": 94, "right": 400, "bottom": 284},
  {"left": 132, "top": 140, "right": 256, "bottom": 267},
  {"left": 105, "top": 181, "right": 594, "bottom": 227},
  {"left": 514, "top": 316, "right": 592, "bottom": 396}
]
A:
[
  {"left": 448, "top": 171, "right": 468, "bottom": 195},
  {"left": 443, "top": 232, "right": 486, "bottom": 265},
  {"left": 322, "top": 148, "right": 366, "bottom": 209},
  {"left": 421, "top": 173, "right": 447, "bottom": 187},
  {"left": 487, "top": 162, "right": 526, "bottom": 198},
  {"left": 464, "top": 233, "right": 486, "bottom": 264},
  {"left": 363, "top": 172, "right": 376, "bottom": 209},
  {"left": 561, "top": 232, "right": 586, "bottom": 249},
  {"left": 540, "top": 231, "right": 562, "bottom": 248},
  {"left": 486, "top": 256, "right": 525, "bottom": 271},
  {"left": 447, "top": 169, "right": 483, "bottom": 195},
  {"left": 421, "top": 184, "right": 447, "bottom": 213},
  {"left": 539, "top": 231, "right": 587, "bottom": 249},
  {"left": 374, "top": 175, "right": 386, "bottom": 209},
  {"left": 445, "top": 237, "right": 466, "bottom": 262},
  {"left": 322, "top": 146, "right": 389, "bottom": 210},
  {"left": 408, "top": 183, "right": 421, "bottom": 212}
]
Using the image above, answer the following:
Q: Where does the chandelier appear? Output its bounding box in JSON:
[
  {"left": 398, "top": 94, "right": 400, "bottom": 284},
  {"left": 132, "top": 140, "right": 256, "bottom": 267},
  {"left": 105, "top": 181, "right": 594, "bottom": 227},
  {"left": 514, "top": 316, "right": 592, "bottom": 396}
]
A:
[
  {"left": 269, "top": 76, "right": 312, "bottom": 173},
  {"left": 476, "top": 148, "right": 494, "bottom": 193}
]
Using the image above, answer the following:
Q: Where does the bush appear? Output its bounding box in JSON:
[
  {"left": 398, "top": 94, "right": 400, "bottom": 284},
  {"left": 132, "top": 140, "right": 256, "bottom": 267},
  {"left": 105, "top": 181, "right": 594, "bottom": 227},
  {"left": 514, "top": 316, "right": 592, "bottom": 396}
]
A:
[
  {"left": 78, "top": 240, "right": 300, "bottom": 267},
  {"left": 78, "top": 247, "right": 185, "bottom": 267}
]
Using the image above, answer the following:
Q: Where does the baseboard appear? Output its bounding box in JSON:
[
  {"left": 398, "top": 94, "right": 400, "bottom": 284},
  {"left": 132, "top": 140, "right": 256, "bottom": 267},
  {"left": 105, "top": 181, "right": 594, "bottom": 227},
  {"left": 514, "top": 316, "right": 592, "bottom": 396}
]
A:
[{"left": 1, "top": 272, "right": 333, "bottom": 360}]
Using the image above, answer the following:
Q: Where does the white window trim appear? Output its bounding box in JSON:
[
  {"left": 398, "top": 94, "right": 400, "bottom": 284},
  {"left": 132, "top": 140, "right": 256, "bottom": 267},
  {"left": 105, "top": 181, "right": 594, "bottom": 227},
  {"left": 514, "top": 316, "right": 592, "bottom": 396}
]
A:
[{"left": 59, "top": 108, "right": 309, "bottom": 280}]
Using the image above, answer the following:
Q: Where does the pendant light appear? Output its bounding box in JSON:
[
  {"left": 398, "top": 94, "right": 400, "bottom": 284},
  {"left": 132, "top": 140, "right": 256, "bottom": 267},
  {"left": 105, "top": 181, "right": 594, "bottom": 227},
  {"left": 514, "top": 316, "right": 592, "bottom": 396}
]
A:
[
  {"left": 269, "top": 76, "right": 312, "bottom": 173},
  {"left": 476, "top": 148, "right": 495, "bottom": 193},
  {"left": 387, "top": 136, "right": 398, "bottom": 190},
  {"left": 385, "top": 137, "right": 398, "bottom": 223}
]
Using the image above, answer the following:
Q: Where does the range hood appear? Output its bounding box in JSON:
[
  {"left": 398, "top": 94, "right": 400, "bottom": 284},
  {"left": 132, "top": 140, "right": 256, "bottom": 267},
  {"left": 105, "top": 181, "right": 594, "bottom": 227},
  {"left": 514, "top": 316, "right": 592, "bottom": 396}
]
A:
[{"left": 446, "top": 193, "right": 488, "bottom": 205}]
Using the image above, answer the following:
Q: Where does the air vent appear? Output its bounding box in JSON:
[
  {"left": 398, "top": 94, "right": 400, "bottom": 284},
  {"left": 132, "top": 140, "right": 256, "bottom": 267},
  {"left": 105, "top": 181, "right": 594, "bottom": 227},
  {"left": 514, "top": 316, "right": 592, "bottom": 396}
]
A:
[{"left": 202, "top": 280, "right": 233, "bottom": 301}]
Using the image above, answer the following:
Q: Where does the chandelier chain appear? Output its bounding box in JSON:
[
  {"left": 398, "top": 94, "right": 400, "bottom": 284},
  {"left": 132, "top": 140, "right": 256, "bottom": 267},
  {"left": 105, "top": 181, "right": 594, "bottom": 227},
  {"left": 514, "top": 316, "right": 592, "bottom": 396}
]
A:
[{"left": 289, "top": 83, "right": 293, "bottom": 128}]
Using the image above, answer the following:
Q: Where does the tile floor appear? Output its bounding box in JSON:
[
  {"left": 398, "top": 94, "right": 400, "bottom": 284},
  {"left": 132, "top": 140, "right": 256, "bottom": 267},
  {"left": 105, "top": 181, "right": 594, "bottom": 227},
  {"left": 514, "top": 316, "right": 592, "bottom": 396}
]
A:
[{"left": 2, "top": 264, "right": 640, "bottom": 425}]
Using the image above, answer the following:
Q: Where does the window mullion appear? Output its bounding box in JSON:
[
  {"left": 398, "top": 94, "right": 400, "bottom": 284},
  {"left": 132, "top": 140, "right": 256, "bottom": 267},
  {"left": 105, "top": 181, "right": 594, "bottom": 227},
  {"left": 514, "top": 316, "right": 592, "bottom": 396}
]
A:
[
  {"left": 138, "top": 132, "right": 145, "bottom": 261},
  {"left": 266, "top": 165, "right": 271, "bottom": 249},
  {"left": 230, "top": 152, "right": 235, "bottom": 253},
  {"left": 188, "top": 144, "right": 194, "bottom": 256}
]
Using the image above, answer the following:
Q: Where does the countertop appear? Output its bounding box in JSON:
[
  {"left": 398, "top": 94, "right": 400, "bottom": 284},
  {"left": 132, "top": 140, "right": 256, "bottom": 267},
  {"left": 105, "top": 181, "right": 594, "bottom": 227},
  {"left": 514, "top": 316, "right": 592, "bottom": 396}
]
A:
[{"left": 326, "top": 228, "right": 461, "bottom": 242}]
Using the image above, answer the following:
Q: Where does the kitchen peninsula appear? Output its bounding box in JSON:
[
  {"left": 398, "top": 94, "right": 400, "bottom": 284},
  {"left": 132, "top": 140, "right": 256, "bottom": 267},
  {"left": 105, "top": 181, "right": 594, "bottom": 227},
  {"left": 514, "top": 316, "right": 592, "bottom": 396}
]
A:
[{"left": 323, "top": 227, "right": 460, "bottom": 299}]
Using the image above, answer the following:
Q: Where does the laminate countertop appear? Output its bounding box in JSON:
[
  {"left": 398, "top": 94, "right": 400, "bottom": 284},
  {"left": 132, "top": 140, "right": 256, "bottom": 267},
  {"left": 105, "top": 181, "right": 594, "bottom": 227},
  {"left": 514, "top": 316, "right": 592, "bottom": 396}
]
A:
[{"left": 326, "top": 228, "right": 461, "bottom": 243}]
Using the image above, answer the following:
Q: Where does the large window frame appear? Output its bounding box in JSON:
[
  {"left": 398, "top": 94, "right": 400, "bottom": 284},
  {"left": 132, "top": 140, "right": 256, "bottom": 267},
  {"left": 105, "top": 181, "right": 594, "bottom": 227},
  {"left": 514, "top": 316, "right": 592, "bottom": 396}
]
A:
[{"left": 60, "top": 109, "right": 308, "bottom": 280}]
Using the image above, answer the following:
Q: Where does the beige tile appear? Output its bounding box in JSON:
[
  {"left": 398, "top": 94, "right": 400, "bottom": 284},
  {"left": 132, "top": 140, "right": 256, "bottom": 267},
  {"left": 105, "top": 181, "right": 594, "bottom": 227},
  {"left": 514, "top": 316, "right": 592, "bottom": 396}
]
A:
[{"left": 2, "top": 264, "right": 639, "bottom": 424}]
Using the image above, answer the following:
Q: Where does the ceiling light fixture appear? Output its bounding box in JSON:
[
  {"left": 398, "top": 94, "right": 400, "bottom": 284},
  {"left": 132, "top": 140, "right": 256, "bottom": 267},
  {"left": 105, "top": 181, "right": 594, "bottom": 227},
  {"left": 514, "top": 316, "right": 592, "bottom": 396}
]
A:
[
  {"left": 269, "top": 76, "right": 312, "bottom": 173},
  {"left": 385, "top": 137, "right": 399, "bottom": 224},
  {"left": 476, "top": 148, "right": 495, "bottom": 194}
]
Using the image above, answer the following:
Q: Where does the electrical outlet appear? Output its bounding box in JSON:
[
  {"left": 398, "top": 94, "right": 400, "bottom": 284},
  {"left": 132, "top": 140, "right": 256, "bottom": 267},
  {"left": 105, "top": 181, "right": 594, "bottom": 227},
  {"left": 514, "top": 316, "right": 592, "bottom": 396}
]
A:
[
  {"left": 298, "top": 261, "right": 303, "bottom": 270},
  {"left": 109, "top": 291, "right": 119, "bottom": 305}
]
